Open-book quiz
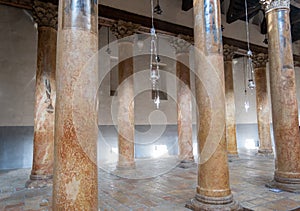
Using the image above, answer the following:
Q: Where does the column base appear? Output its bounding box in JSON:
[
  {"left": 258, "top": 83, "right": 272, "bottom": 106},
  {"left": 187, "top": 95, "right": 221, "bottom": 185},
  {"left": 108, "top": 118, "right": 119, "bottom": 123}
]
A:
[
  {"left": 257, "top": 149, "right": 273, "bottom": 156},
  {"left": 266, "top": 176, "right": 300, "bottom": 193},
  {"left": 25, "top": 174, "right": 53, "bottom": 189},
  {"left": 228, "top": 153, "right": 239, "bottom": 162},
  {"left": 186, "top": 194, "right": 242, "bottom": 211},
  {"left": 178, "top": 159, "right": 196, "bottom": 169},
  {"left": 116, "top": 161, "right": 136, "bottom": 170},
  {"left": 256, "top": 149, "right": 273, "bottom": 157}
]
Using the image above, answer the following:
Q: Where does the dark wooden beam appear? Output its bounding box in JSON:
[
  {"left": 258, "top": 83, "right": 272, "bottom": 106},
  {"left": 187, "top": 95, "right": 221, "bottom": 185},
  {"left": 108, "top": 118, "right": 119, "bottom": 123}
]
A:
[
  {"left": 0, "top": 0, "right": 32, "bottom": 9},
  {"left": 227, "top": 5, "right": 261, "bottom": 23},
  {"left": 99, "top": 5, "right": 194, "bottom": 36}
]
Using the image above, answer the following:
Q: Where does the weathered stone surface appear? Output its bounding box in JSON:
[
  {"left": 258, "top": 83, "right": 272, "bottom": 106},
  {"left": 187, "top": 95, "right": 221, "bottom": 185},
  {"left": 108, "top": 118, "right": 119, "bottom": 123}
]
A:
[
  {"left": 253, "top": 53, "right": 273, "bottom": 155},
  {"left": 27, "top": 2, "right": 57, "bottom": 188},
  {"left": 52, "top": 0, "right": 99, "bottom": 210},
  {"left": 223, "top": 45, "right": 238, "bottom": 156},
  {"left": 112, "top": 21, "right": 136, "bottom": 169},
  {"left": 170, "top": 36, "right": 194, "bottom": 163},
  {"left": 265, "top": 0, "right": 300, "bottom": 192},
  {"left": 191, "top": 0, "right": 240, "bottom": 209},
  {"left": 176, "top": 53, "right": 194, "bottom": 162}
]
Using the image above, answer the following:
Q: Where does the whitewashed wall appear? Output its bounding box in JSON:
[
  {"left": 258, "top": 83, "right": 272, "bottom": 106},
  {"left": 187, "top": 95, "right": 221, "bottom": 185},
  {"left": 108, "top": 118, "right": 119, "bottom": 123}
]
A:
[{"left": 0, "top": 5, "right": 37, "bottom": 126}]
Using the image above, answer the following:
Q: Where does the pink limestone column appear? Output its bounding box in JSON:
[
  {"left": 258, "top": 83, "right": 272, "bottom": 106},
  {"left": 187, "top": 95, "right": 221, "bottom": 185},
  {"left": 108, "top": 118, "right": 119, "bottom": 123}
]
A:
[
  {"left": 190, "top": 0, "right": 241, "bottom": 210},
  {"left": 26, "top": 0, "right": 57, "bottom": 188},
  {"left": 253, "top": 53, "right": 273, "bottom": 155},
  {"left": 111, "top": 20, "right": 139, "bottom": 169},
  {"left": 52, "top": 0, "right": 99, "bottom": 209},
  {"left": 262, "top": 0, "right": 300, "bottom": 192},
  {"left": 223, "top": 44, "right": 238, "bottom": 157},
  {"left": 170, "top": 35, "right": 194, "bottom": 163}
]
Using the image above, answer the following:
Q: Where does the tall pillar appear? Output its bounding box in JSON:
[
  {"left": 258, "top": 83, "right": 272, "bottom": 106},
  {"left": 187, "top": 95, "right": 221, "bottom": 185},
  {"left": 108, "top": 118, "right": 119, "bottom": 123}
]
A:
[
  {"left": 111, "top": 20, "right": 139, "bottom": 169},
  {"left": 170, "top": 35, "right": 194, "bottom": 163},
  {"left": 261, "top": 0, "right": 300, "bottom": 192},
  {"left": 223, "top": 44, "right": 238, "bottom": 157},
  {"left": 190, "top": 0, "right": 240, "bottom": 210},
  {"left": 53, "top": 0, "right": 99, "bottom": 210},
  {"left": 253, "top": 53, "right": 273, "bottom": 155},
  {"left": 26, "top": 0, "right": 57, "bottom": 188}
]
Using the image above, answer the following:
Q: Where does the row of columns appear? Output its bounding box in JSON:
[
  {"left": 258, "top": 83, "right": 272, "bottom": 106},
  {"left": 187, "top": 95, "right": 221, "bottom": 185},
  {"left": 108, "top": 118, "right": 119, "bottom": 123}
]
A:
[
  {"left": 223, "top": 45, "right": 273, "bottom": 157},
  {"left": 25, "top": 0, "right": 300, "bottom": 210}
]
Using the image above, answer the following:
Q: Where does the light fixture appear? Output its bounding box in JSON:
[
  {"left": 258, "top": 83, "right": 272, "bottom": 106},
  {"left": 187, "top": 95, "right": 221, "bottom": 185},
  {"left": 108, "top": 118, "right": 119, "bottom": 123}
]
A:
[
  {"left": 243, "top": 57, "right": 250, "bottom": 112},
  {"left": 106, "top": 27, "right": 111, "bottom": 55},
  {"left": 244, "top": 0, "right": 255, "bottom": 90},
  {"left": 154, "top": 0, "right": 163, "bottom": 15},
  {"left": 150, "top": 0, "right": 160, "bottom": 109}
]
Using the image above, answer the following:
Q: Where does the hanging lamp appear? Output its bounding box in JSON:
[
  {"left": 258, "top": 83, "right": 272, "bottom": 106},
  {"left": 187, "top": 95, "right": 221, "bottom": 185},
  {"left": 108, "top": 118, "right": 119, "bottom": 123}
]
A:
[
  {"left": 150, "top": 0, "right": 160, "bottom": 109},
  {"left": 244, "top": 0, "right": 255, "bottom": 90}
]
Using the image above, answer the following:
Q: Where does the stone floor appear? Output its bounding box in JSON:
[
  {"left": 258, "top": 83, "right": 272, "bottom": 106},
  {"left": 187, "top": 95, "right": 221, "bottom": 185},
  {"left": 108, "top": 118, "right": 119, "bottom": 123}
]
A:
[{"left": 1, "top": 150, "right": 300, "bottom": 211}]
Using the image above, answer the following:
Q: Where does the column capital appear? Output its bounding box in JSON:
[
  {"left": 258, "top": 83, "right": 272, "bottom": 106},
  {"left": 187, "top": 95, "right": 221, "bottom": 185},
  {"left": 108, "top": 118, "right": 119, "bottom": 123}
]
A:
[
  {"left": 32, "top": 0, "right": 58, "bottom": 29},
  {"left": 253, "top": 53, "right": 268, "bottom": 68},
  {"left": 110, "top": 20, "right": 140, "bottom": 40},
  {"left": 260, "top": 0, "right": 290, "bottom": 13},
  {"left": 223, "top": 44, "right": 237, "bottom": 61},
  {"left": 169, "top": 34, "right": 193, "bottom": 54}
]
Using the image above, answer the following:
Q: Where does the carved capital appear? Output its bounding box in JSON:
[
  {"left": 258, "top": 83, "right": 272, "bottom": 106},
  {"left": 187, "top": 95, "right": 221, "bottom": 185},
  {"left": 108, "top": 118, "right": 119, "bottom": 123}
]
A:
[
  {"left": 253, "top": 53, "right": 268, "bottom": 68},
  {"left": 223, "top": 44, "right": 237, "bottom": 61},
  {"left": 169, "top": 34, "right": 192, "bottom": 54},
  {"left": 260, "top": 0, "right": 290, "bottom": 13},
  {"left": 32, "top": 0, "right": 58, "bottom": 29},
  {"left": 110, "top": 20, "right": 140, "bottom": 39}
]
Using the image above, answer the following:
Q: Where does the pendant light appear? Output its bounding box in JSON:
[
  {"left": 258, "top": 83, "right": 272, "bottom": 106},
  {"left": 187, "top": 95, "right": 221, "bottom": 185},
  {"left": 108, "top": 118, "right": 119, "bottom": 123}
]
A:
[
  {"left": 244, "top": 0, "right": 255, "bottom": 90},
  {"left": 150, "top": 0, "right": 160, "bottom": 109}
]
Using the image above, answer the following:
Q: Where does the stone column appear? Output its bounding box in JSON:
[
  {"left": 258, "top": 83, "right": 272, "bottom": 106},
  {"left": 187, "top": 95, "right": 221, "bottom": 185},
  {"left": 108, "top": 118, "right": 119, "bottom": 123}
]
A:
[
  {"left": 261, "top": 0, "right": 300, "bottom": 192},
  {"left": 223, "top": 44, "right": 238, "bottom": 157},
  {"left": 111, "top": 20, "right": 139, "bottom": 169},
  {"left": 253, "top": 53, "right": 273, "bottom": 155},
  {"left": 26, "top": 0, "right": 57, "bottom": 188},
  {"left": 53, "top": 1, "right": 99, "bottom": 210},
  {"left": 170, "top": 35, "right": 194, "bottom": 163},
  {"left": 190, "top": 0, "right": 240, "bottom": 210}
]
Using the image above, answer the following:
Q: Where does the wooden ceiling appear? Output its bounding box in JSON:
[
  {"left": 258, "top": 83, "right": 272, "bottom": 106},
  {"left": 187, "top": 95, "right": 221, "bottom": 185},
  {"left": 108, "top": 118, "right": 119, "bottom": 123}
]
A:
[{"left": 226, "top": 0, "right": 300, "bottom": 42}]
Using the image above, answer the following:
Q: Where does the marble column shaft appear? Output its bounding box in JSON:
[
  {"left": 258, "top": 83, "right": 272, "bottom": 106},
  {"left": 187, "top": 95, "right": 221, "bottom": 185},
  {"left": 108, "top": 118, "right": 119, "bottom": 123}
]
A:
[
  {"left": 191, "top": 0, "right": 240, "bottom": 209},
  {"left": 111, "top": 20, "right": 139, "bottom": 169},
  {"left": 26, "top": 0, "right": 57, "bottom": 188},
  {"left": 53, "top": 0, "right": 99, "bottom": 210},
  {"left": 223, "top": 44, "right": 238, "bottom": 156},
  {"left": 253, "top": 53, "right": 273, "bottom": 155},
  {"left": 264, "top": 0, "right": 300, "bottom": 192},
  {"left": 170, "top": 36, "right": 194, "bottom": 163}
]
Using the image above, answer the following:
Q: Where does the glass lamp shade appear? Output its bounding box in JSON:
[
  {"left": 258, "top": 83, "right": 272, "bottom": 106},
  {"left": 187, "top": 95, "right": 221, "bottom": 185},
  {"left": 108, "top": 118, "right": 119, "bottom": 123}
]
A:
[
  {"left": 246, "top": 56, "right": 255, "bottom": 89},
  {"left": 150, "top": 66, "right": 160, "bottom": 81}
]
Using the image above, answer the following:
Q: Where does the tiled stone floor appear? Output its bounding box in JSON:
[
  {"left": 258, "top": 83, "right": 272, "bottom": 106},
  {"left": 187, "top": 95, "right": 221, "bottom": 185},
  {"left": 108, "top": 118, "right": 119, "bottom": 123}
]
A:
[{"left": 1, "top": 149, "right": 300, "bottom": 211}]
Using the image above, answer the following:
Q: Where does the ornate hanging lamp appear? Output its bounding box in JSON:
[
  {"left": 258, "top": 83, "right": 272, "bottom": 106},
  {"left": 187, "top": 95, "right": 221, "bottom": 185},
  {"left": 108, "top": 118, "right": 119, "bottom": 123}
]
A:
[
  {"left": 245, "top": 0, "right": 255, "bottom": 90},
  {"left": 150, "top": 0, "right": 160, "bottom": 109}
]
